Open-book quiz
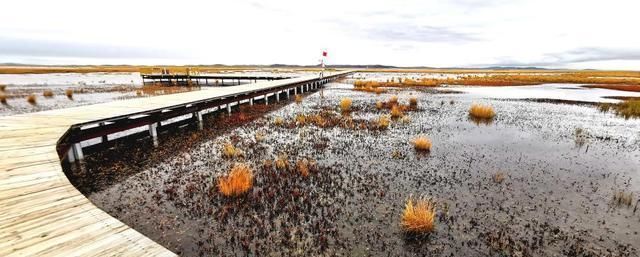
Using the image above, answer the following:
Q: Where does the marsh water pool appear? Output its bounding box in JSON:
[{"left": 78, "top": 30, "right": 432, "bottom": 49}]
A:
[{"left": 63, "top": 77, "right": 640, "bottom": 256}]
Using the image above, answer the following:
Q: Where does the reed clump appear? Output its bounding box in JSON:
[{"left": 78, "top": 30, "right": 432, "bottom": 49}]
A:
[
  {"left": 413, "top": 136, "right": 432, "bottom": 152},
  {"left": 275, "top": 153, "right": 289, "bottom": 170},
  {"left": 217, "top": 163, "right": 253, "bottom": 197},
  {"left": 65, "top": 89, "right": 74, "bottom": 99},
  {"left": 27, "top": 94, "right": 37, "bottom": 105},
  {"left": 469, "top": 103, "right": 496, "bottom": 119},
  {"left": 43, "top": 90, "right": 54, "bottom": 98},
  {"left": 494, "top": 172, "right": 506, "bottom": 183},
  {"left": 409, "top": 97, "right": 418, "bottom": 109},
  {"left": 613, "top": 191, "right": 633, "bottom": 206},
  {"left": 340, "top": 97, "right": 352, "bottom": 113},
  {"left": 401, "top": 197, "right": 436, "bottom": 233},
  {"left": 274, "top": 117, "right": 285, "bottom": 126},
  {"left": 599, "top": 100, "right": 640, "bottom": 119},
  {"left": 391, "top": 105, "right": 403, "bottom": 119},
  {"left": 222, "top": 143, "right": 239, "bottom": 158},
  {"left": 377, "top": 115, "right": 390, "bottom": 129}
]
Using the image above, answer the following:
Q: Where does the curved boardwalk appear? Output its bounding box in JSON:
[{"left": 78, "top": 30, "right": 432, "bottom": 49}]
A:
[{"left": 0, "top": 72, "right": 350, "bottom": 256}]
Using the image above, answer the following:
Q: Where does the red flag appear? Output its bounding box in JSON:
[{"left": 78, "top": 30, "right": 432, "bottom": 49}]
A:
[{"left": 322, "top": 51, "right": 327, "bottom": 57}]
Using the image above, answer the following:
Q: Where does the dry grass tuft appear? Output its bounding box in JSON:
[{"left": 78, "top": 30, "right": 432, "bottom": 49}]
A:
[
  {"left": 275, "top": 153, "right": 289, "bottom": 170},
  {"left": 43, "top": 90, "right": 54, "bottom": 98},
  {"left": 255, "top": 131, "right": 266, "bottom": 142},
  {"left": 391, "top": 105, "right": 403, "bottom": 118},
  {"left": 377, "top": 115, "right": 391, "bottom": 129},
  {"left": 0, "top": 85, "right": 5, "bottom": 92},
  {"left": 295, "top": 114, "right": 307, "bottom": 125},
  {"left": 469, "top": 103, "right": 496, "bottom": 119},
  {"left": 409, "top": 97, "right": 418, "bottom": 108},
  {"left": 295, "top": 94, "right": 303, "bottom": 104},
  {"left": 217, "top": 163, "right": 253, "bottom": 197},
  {"left": 274, "top": 117, "right": 285, "bottom": 126},
  {"left": 296, "top": 159, "right": 310, "bottom": 177},
  {"left": 222, "top": 143, "right": 239, "bottom": 158},
  {"left": 613, "top": 191, "right": 633, "bottom": 206},
  {"left": 0, "top": 93, "right": 6, "bottom": 105},
  {"left": 401, "top": 197, "right": 436, "bottom": 233},
  {"left": 493, "top": 172, "right": 506, "bottom": 183},
  {"left": 389, "top": 95, "right": 399, "bottom": 105},
  {"left": 65, "top": 89, "right": 74, "bottom": 99},
  {"left": 340, "top": 97, "right": 352, "bottom": 112},
  {"left": 27, "top": 94, "right": 37, "bottom": 105},
  {"left": 412, "top": 136, "right": 432, "bottom": 152},
  {"left": 376, "top": 101, "right": 384, "bottom": 110}
]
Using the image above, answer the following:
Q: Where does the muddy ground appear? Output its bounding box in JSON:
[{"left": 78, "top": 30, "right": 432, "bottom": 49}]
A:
[{"left": 64, "top": 81, "right": 640, "bottom": 257}]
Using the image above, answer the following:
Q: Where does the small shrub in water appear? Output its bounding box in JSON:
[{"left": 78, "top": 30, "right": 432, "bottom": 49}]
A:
[
  {"left": 27, "top": 94, "right": 37, "bottom": 105},
  {"left": 401, "top": 197, "right": 436, "bottom": 234},
  {"left": 65, "top": 89, "right": 74, "bottom": 99},
  {"left": 391, "top": 105, "right": 403, "bottom": 118},
  {"left": 217, "top": 163, "right": 253, "bottom": 197},
  {"left": 413, "top": 136, "right": 432, "bottom": 152},
  {"left": 340, "top": 97, "right": 352, "bottom": 112},
  {"left": 409, "top": 97, "right": 418, "bottom": 108},
  {"left": 274, "top": 117, "right": 284, "bottom": 126},
  {"left": 469, "top": 103, "right": 496, "bottom": 119},
  {"left": 493, "top": 172, "right": 506, "bottom": 183},
  {"left": 222, "top": 143, "right": 239, "bottom": 158},
  {"left": 43, "top": 90, "right": 54, "bottom": 98}
]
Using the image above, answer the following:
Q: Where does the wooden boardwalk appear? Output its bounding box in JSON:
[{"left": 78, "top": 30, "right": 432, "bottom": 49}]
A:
[{"left": 0, "top": 71, "right": 351, "bottom": 256}]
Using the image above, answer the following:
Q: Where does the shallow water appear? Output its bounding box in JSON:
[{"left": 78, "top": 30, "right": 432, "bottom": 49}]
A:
[
  {"left": 445, "top": 83, "right": 640, "bottom": 103},
  {"left": 65, "top": 81, "right": 640, "bottom": 257}
]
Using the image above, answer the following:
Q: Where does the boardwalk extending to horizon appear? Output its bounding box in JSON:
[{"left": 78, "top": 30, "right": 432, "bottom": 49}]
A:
[{"left": 0, "top": 71, "right": 351, "bottom": 256}]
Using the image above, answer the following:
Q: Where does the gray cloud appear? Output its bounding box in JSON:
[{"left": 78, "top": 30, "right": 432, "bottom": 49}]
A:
[
  {"left": 487, "top": 47, "right": 640, "bottom": 67},
  {"left": 365, "top": 24, "right": 479, "bottom": 43},
  {"left": 0, "top": 36, "right": 181, "bottom": 59}
]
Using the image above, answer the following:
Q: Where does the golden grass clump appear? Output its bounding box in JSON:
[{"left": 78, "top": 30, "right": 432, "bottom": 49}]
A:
[
  {"left": 222, "top": 143, "right": 239, "bottom": 158},
  {"left": 43, "top": 90, "right": 54, "bottom": 98},
  {"left": 412, "top": 136, "right": 432, "bottom": 152},
  {"left": 275, "top": 153, "right": 289, "bottom": 170},
  {"left": 0, "top": 93, "right": 6, "bottom": 105},
  {"left": 409, "top": 97, "right": 418, "bottom": 108},
  {"left": 295, "top": 94, "right": 303, "bottom": 104},
  {"left": 469, "top": 103, "right": 496, "bottom": 119},
  {"left": 401, "top": 197, "right": 436, "bottom": 233},
  {"left": 296, "top": 159, "right": 310, "bottom": 177},
  {"left": 295, "top": 114, "right": 307, "bottom": 125},
  {"left": 274, "top": 117, "right": 284, "bottom": 126},
  {"left": 217, "top": 163, "right": 253, "bottom": 197},
  {"left": 389, "top": 95, "right": 399, "bottom": 105},
  {"left": 377, "top": 115, "right": 390, "bottom": 129},
  {"left": 65, "top": 89, "right": 74, "bottom": 99},
  {"left": 255, "top": 131, "right": 265, "bottom": 142},
  {"left": 340, "top": 97, "right": 352, "bottom": 112},
  {"left": 27, "top": 94, "right": 37, "bottom": 105},
  {"left": 493, "top": 172, "right": 506, "bottom": 183},
  {"left": 391, "top": 105, "right": 403, "bottom": 118},
  {"left": 613, "top": 191, "right": 633, "bottom": 206},
  {"left": 376, "top": 101, "right": 383, "bottom": 110}
]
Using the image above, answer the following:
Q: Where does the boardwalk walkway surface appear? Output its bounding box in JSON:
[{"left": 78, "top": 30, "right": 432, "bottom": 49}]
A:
[{"left": 0, "top": 71, "right": 351, "bottom": 256}]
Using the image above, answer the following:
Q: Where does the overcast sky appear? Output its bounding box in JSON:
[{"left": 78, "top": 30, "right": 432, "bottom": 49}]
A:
[{"left": 1, "top": 0, "right": 639, "bottom": 69}]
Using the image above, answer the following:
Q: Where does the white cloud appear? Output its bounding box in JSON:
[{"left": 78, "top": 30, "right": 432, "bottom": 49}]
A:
[{"left": 1, "top": 0, "right": 639, "bottom": 69}]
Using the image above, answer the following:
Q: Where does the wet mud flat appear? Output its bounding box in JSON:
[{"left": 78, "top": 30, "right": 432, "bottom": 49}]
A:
[{"left": 65, "top": 83, "right": 640, "bottom": 257}]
